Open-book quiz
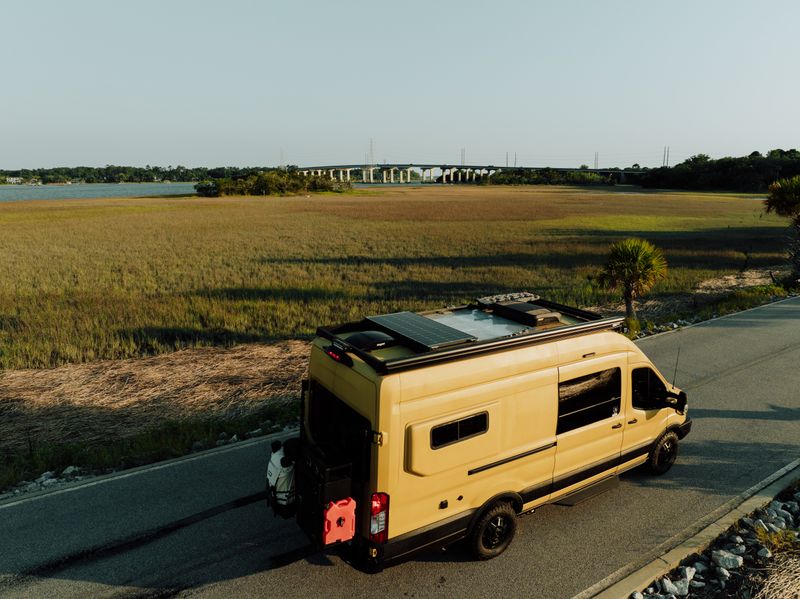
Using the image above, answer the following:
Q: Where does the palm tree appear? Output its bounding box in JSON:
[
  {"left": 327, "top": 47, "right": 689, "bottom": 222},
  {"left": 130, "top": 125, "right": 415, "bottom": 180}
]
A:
[
  {"left": 764, "top": 175, "right": 800, "bottom": 278},
  {"left": 599, "top": 238, "right": 668, "bottom": 321}
]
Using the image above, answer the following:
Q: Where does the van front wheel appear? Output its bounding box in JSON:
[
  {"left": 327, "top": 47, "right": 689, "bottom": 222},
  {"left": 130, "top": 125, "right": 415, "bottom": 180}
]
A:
[
  {"left": 470, "top": 502, "right": 517, "bottom": 560},
  {"left": 647, "top": 430, "right": 679, "bottom": 475}
]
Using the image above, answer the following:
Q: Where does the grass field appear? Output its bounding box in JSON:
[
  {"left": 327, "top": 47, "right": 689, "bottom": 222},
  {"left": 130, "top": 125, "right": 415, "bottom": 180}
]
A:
[{"left": 0, "top": 185, "right": 789, "bottom": 370}]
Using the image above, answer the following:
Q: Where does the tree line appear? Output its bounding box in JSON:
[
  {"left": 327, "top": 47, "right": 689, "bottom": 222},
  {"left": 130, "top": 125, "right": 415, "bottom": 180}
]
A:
[
  {"left": 194, "top": 170, "right": 350, "bottom": 197},
  {"left": 0, "top": 165, "right": 276, "bottom": 185},
  {"left": 478, "top": 168, "right": 613, "bottom": 186},
  {"left": 640, "top": 149, "right": 800, "bottom": 192}
]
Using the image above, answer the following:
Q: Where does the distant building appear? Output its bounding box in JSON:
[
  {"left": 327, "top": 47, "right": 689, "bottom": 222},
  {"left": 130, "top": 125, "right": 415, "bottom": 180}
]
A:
[{"left": 6, "top": 177, "right": 22, "bottom": 184}]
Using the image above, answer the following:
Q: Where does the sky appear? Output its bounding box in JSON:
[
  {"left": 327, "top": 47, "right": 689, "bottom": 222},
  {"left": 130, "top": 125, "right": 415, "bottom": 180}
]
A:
[{"left": 2, "top": 0, "right": 799, "bottom": 169}]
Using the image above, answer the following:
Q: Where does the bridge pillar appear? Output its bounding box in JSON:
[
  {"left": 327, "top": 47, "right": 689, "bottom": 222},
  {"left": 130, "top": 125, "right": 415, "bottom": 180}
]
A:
[
  {"left": 390, "top": 168, "right": 395, "bottom": 183},
  {"left": 457, "top": 169, "right": 462, "bottom": 183},
  {"left": 382, "top": 170, "right": 387, "bottom": 183},
  {"left": 406, "top": 167, "right": 413, "bottom": 183},
  {"left": 329, "top": 169, "right": 335, "bottom": 181},
  {"left": 399, "top": 170, "right": 404, "bottom": 183},
  {"left": 442, "top": 168, "right": 449, "bottom": 184}
]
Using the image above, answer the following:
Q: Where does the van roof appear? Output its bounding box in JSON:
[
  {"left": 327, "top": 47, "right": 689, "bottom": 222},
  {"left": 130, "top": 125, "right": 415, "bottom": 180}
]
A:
[{"left": 317, "top": 292, "right": 624, "bottom": 374}]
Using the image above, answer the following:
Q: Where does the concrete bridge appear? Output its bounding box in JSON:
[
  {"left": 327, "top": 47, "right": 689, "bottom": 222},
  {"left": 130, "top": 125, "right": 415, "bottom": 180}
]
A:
[{"left": 295, "top": 163, "right": 645, "bottom": 184}]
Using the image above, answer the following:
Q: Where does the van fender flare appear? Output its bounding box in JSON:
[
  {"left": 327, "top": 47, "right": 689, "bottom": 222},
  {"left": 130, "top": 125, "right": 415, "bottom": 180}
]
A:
[{"left": 466, "top": 491, "right": 524, "bottom": 537}]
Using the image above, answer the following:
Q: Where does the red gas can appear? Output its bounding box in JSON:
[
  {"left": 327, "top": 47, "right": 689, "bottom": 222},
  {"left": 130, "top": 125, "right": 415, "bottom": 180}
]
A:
[{"left": 322, "top": 497, "right": 357, "bottom": 545}]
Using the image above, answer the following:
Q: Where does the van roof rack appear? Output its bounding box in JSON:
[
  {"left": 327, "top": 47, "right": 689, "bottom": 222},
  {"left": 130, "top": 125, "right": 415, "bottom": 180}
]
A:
[{"left": 316, "top": 294, "right": 624, "bottom": 374}]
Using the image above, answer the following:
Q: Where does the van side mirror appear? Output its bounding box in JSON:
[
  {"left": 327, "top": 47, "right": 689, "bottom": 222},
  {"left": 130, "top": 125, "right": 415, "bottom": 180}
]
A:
[{"left": 665, "top": 390, "right": 687, "bottom": 414}]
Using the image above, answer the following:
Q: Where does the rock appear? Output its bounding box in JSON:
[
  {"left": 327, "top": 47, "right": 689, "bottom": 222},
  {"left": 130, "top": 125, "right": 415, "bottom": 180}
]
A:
[
  {"left": 753, "top": 519, "right": 769, "bottom": 533},
  {"left": 672, "top": 578, "right": 690, "bottom": 596},
  {"left": 215, "top": 439, "right": 228, "bottom": 447},
  {"left": 41, "top": 478, "right": 59, "bottom": 487},
  {"left": 693, "top": 561, "right": 708, "bottom": 574},
  {"left": 716, "top": 566, "right": 731, "bottom": 579},
  {"left": 218, "top": 432, "right": 228, "bottom": 441},
  {"left": 769, "top": 500, "right": 783, "bottom": 511},
  {"left": 191, "top": 441, "right": 205, "bottom": 452},
  {"left": 757, "top": 547, "right": 772, "bottom": 559},
  {"left": 246, "top": 428, "right": 263, "bottom": 439},
  {"left": 729, "top": 535, "right": 744, "bottom": 544},
  {"left": 730, "top": 544, "right": 746, "bottom": 555},
  {"left": 767, "top": 522, "right": 781, "bottom": 533},
  {"left": 689, "top": 580, "right": 706, "bottom": 589},
  {"left": 35, "top": 471, "right": 55, "bottom": 483},
  {"left": 712, "top": 549, "right": 743, "bottom": 569},
  {"left": 660, "top": 578, "right": 679, "bottom": 596},
  {"left": 678, "top": 566, "right": 695, "bottom": 582},
  {"left": 775, "top": 508, "right": 793, "bottom": 523},
  {"left": 784, "top": 501, "right": 799, "bottom": 515},
  {"left": 229, "top": 434, "right": 239, "bottom": 443},
  {"left": 741, "top": 517, "right": 755, "bottom": 528},
  {"left": 630, "top": 592, "right": 644, "bottom": 599},
  {"left": 645, "top": 587, "right": 655, "bottom": 594},
  {"left": 61, "top": 466, "right": 79, "bottom": 476}
]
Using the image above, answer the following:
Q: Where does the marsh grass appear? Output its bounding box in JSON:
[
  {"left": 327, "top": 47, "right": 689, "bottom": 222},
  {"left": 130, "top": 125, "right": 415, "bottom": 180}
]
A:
[{"left": 0, "top": 185, "right": 788, "bottom": 369}]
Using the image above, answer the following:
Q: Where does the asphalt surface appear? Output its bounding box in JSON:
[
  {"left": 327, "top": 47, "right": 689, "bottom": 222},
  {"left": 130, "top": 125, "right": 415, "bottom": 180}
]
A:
[{"left": 1, "top": 297, "right": 798, "bottom": 599}]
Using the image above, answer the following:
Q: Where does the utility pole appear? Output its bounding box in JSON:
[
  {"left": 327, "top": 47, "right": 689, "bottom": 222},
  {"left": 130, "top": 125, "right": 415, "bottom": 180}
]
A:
[
  {"left": 594, "top": 152, "right": 599, "bottom": 169},
  {"left": 514, "top": 152, "right": 517, "bottom": 168},
  {"left": 506, "top": 152, "right": 509, "bottom": 167},
  {"left": 666, "top": 146, "right": 670, "bottom": 167},
  {"left": 369, "top": 138, "right": 374, "bottom": 167}
]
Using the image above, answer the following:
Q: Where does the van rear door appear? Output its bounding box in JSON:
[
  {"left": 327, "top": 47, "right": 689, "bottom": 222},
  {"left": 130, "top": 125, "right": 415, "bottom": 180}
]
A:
[{"left": 552, "top": 356, "right": 625, "bottom": 496}]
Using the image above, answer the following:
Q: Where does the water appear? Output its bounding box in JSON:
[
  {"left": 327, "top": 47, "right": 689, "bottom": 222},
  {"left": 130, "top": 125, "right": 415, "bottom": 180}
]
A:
[{"left": 0, "top": 182, "right": 197, "bottom": 202}]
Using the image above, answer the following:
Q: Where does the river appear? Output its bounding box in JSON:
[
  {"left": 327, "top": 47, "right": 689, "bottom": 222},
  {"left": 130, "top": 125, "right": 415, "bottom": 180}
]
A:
[{"left": 0, "top": 182, "right": 197, "bottom": 202}]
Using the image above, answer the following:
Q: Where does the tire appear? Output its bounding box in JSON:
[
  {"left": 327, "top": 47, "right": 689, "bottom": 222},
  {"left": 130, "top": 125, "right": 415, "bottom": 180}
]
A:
[
  {"left": 647, "top": 430, "right": 679, "bottom": 475},
  {"left": 469, "top": 502, "right": 517, "bottom": 560}
]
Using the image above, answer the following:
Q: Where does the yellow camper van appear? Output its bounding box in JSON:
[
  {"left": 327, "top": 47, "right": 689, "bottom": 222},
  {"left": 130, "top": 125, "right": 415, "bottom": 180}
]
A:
[{"left": 288, "top": 293, "right": 690, "bottom": 569}]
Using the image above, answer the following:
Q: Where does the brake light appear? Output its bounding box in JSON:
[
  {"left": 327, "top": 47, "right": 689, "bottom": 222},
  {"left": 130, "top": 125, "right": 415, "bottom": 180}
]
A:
[
  {"left": 324, "top": 344, "right": 353, "bottom": 367},
  {"left": 369, "top": 492, "right": 390, "bottom": 544}
]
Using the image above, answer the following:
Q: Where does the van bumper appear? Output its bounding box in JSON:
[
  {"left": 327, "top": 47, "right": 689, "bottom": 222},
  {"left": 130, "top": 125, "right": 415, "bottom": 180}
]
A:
[
  {"left": 676, "top": 417, "right": 692, "bottom": 439},
  {"left": 361, "top": 509, "right": 475, "bottom": 566}
]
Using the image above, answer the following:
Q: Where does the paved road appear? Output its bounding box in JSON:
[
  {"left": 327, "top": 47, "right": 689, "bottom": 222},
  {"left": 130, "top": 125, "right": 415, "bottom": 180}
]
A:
[{"left": 1, "top": 298, "right": 799, "bottom": 599}]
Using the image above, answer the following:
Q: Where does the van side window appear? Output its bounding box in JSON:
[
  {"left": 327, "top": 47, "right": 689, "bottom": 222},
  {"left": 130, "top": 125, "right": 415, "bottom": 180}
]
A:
[
  {"left": 557, "top": 368, "right": 621, "bottom": 434},
  {"left": 431, "top": 412, "right": 488, "bottom": 449},
  {"left": 632, "top": 367, "right": 667, "bottom": 410}
]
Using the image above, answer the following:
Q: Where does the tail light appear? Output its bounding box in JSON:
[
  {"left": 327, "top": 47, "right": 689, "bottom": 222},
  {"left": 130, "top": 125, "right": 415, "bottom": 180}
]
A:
[{"left": 369, "top": 492, "right": 389, "bottom": 544}]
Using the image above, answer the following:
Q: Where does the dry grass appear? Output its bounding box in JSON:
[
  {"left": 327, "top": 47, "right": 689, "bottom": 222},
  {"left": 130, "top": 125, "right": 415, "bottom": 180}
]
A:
[
  {"left": 754, "top": 552, "right": 800, "bottom": 599},
  {"left": 0, "top": 340, "right": 308, "bottom": 453}
]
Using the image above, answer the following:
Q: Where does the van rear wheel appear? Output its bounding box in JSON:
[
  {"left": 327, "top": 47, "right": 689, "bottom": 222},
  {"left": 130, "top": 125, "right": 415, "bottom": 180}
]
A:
[
  {"left": 647, "top": 430, "right": 679, "bottom": 475},
  {"left": 470, "top": 502, "right": 517, "bottom": 560}
]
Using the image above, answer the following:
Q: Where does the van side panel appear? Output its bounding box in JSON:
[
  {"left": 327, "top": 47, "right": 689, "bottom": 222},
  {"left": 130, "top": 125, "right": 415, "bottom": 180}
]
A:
[{"left": 389, "top": 344, "right": 559, "bottom": 540}]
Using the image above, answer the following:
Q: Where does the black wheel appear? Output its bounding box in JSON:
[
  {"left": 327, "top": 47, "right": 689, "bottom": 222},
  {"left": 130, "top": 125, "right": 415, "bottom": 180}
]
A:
[
  {"left": 469, "top": 502, "right": 517, "bottom": 560},
  {"left": 647, "top": 430, "right": 679, "bottom": 474}
]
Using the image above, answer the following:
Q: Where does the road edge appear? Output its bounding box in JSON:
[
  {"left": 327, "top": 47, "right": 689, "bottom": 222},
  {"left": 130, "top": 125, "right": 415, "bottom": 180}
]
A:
[
  {"left": 0, "top": 428, "right": 300, "bottom": 510},
  {"left": 573, "top": 457, "right": 800, "bottom": 599}
]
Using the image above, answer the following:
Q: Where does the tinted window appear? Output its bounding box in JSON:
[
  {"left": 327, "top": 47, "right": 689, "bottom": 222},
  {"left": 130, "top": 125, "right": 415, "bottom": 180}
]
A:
[
  {"left": 632, "top": 367, "right": 667, "bottom": 410},
  {"left": 557, "top": 368, "right": 621, "bottom": 434},
  {"left": 431, "top": 413, "right": 488, "bottom": 449}
]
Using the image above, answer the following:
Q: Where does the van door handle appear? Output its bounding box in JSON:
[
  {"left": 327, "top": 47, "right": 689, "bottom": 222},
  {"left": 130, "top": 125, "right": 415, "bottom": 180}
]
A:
[
  {"left": 611, "top": 423, "right": 622, "bottom": 429},
  {"left": 627, "top": 419, "right": 638, "bottom": 424}
]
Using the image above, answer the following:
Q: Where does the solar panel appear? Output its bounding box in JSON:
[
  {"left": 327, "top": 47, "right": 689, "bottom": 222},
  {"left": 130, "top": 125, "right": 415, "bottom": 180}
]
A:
[{"left": 366, "top": 311, "right": 476, "bottom": 350}]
